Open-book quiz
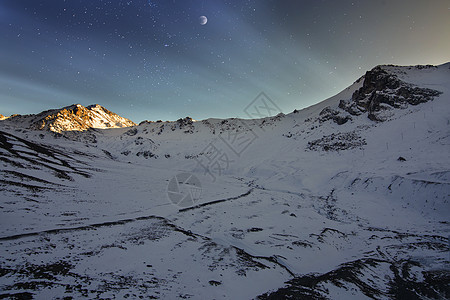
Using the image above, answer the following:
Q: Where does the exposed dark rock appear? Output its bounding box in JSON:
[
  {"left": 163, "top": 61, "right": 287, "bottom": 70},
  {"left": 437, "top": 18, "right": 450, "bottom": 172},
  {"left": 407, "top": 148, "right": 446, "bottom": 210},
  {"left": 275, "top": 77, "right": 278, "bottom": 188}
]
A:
[
  {"left": 177, "top": 117, "right": 194, "bottom": 127},
  {"left": 319, "top": 107, "right": 352, "bottom": 125},
  {"left": 136, "top": 151, "right": 157, "bottom": 159},
  {"left": 339, "top": 100, "right": 363, "bottom": 116},
  {"left": 171, "top": 117, "right": 195, "bottom": 132},
  {"left": 353, "top": 66, "right": 401, "bottom": 103},
  {"left": 102, "top": 149, "right": 115, "bottom": 159},
  {"left": 134, "top": 136, "right": 144, "bottom": 145},
  {"left": 414, "top": 65, "right": 437, "bottom": 70},
  {"left": 247, "top": 227, "right": 264, "bottom": 232},
  {"left": 259, "top": 258, "right": 450, "bottom": 300},
  {"left": 208, "top": 280, "right": 222, "bottom": 286},
  {"left": 338, "top": 66, "right": 442, "bottom": 122},
  {"left": 125, "top": 128, "right": 138, "bottom": 136},
  {"left": 307, "top": 132, "right": 366, "bottom": 151}
]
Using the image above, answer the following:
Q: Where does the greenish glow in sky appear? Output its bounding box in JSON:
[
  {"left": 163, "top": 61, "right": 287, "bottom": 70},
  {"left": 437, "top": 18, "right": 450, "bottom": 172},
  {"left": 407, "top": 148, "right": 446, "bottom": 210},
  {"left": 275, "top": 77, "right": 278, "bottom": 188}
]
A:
[{"left": 0, "top": 0, "right": 449, "bottom": 122}]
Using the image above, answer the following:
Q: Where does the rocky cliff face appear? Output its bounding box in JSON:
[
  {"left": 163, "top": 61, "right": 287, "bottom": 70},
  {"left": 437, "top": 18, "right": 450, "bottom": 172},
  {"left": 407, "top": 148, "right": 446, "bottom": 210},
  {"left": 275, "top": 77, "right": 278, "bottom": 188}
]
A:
[
  {"left": 338, "top": 65, "right": 442, "bottom": 121},
  {"left": 3, "top": 104, "right": 136, "bottom": 133},
  {"left": 317, "top": 65, "right": 443, "bottom": 124}
]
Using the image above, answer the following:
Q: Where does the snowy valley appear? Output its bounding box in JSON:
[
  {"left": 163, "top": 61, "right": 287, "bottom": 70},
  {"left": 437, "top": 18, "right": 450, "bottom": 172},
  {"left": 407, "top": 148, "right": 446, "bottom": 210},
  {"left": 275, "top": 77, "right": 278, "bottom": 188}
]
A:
[{"left": 0, "top": 64, "right": 449, "bottom": 299}]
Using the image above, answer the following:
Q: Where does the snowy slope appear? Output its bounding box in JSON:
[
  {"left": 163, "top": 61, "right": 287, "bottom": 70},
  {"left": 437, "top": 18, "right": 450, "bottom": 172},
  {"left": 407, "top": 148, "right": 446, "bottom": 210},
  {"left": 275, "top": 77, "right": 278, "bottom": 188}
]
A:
[{"left": 0, "top": 63, "right": 449, "bottom": 299}]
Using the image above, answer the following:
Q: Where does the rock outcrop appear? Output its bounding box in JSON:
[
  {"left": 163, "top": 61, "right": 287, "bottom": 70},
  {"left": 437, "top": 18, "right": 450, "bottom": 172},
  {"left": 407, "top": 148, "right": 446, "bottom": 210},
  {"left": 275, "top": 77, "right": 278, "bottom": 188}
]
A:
[{"left": 339, "top": 65, "right": 442, "bottom": 121}]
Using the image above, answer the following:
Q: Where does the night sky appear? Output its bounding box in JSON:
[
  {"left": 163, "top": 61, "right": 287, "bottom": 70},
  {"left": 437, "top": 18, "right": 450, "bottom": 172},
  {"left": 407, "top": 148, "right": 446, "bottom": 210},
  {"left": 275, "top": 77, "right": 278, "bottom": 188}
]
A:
[{"left": 1, "top": 0, "right": 449, "bottom": 122}]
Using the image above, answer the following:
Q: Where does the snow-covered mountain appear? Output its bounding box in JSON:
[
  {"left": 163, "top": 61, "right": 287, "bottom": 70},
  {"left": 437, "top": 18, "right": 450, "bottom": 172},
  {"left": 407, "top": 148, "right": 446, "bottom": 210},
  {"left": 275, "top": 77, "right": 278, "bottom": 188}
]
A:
[
  {"left": 0, "top": 63, "right": 449, "bottom": 299},
  {"left": 1, "top": 103, "right": 135, "bottom": 133}
]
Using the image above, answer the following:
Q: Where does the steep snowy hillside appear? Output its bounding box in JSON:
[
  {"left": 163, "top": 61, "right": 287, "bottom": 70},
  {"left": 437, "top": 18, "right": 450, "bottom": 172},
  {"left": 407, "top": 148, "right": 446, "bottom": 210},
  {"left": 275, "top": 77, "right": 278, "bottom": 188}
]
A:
[
  {"left": 0, "top": 63, "right": 449, "bottom": 299},
  {"left": 1, "top": 104, "right": 135, "bottom": 133}
]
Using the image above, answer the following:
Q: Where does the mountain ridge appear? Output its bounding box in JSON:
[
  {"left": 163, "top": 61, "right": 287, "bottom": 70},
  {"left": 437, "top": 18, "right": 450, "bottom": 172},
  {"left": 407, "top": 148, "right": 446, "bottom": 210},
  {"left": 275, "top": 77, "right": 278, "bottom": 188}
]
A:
[
  {"left": 1, "top": 103, "right": 136, "bottom": 133},
  {"left": 1, "top": 63, "right": 448, "bottom": 133}
]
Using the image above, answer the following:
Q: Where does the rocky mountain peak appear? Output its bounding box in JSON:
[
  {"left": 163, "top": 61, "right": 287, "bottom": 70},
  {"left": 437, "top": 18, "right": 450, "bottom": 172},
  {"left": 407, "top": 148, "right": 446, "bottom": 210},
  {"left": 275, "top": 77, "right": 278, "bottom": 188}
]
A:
[
  {"left": 2, "top": 104, "right": 136, "bottom": 133},
  {"left": 336, "top": 65, "right": 442, "bottom": 122}
]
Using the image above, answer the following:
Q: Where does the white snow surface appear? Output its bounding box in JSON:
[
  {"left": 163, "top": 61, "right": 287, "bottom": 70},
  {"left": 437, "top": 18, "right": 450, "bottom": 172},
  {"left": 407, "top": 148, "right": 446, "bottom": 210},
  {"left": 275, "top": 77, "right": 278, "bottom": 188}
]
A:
[{"left": 0, "top": 64, "right": 449, "bottom": 299}]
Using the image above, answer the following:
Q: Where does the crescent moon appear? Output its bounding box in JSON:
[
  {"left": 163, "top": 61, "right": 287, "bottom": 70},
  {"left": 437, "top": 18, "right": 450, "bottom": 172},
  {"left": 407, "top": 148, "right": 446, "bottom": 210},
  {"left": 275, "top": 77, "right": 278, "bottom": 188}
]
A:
[{"left": 199, "top": 16, "right": 208, "bottom": 25}]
